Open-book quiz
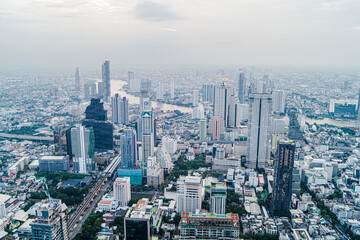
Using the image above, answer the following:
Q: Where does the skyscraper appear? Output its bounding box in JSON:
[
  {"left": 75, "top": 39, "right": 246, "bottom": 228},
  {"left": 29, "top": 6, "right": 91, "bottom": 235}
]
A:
[
  {"left": 101, "top": 60, "right": 111, "bottom": 100},
  {"left": 210, "top": 182, "right": 227, "bottom": 214},
  {"left": 247, "top": 94, "right": 272, "bottom": 169},
  {"left": 271, "top": 140, "right": 295, "bottom": 215},
  {"left": 141, "top": 111, "right": 154, "bottom": 162},
  {"left": 193, "top": 90, "right": 199, "bottom": 106},
  {"left": 201, "top": 84, "right": 215, "bottom": 103},
  {"left": 53, "top": 126, "right": 72, "bottom": 157},
  {"left": 208, "top": 117, "right": 224, "bottom": 141},
  {"left": 156, "top": 81, "right": 164, "bottom": 100},
  {"left": 238, "top": 71, "right": 246, "bottom": 104},
  {"left": 199, "top": 118, "right": 207, "bottom": 141},
  {"left": 75, "top": 67, "right": 80, "bottom": 91},
  {"left": 177, "top": 176, "right": 203, "bottom": 213},
  {"left": 82, "top": 98, "right": 113, "bottom": 151},
  {"left": 213, "top": 79, "right": 238, "bottom": 128},
  {"left": 128, "top": 71, "right": 134, "bottom": 86},
  {"left": 70, "top": 125, "right": 95, "bottom": 174},
  {"left": 112, "top": 94, "right": 129, "bottom": 125},
  {"left": 120, "top": 129, "right": 138, "bottom": 169},
  {"left": 114, "top": 177, "right": 131, "bottom": 207},
  {"left": 30, "top": 199, "right": 68, "bottom": 240},
  {"left": 272, "top": 90, "right": 286, "bottom": 113},
  {"left": 170, "top": 80, "right": 175, "bottom": 99}
]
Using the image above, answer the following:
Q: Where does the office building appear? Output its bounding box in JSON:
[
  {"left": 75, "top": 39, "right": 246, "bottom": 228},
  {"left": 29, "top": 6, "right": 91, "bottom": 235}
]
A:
[
  {"left": 90, "top": 83, "right": 97, "bottom": 96},
  {"left": 70, "top": 125, "right": 95, "bottom": 174},
  {"left": 114, "top": 177, "right": 131, "bottom": 207},
  {"left": 128, "top": 71, "right": 134, "bottom": 85},
  {"left": 101, "top": 60, "right": 111, "bottom": 100},
  {"left": 39, "top": 156, "right": 69, "bottom": 172},
  {"left": 111, "top": 94, "right": 129, "bottom": 125},
  {"left": 199, "top": 118, "right": 207, "bottom": 141},
  {"left": 201, "top": 84, "right": 215, "bottom": 103},
  {"left": 30, "top": 199, "right": 68, "bottom": 240},
  {"left": 177, "top": 176, "right": 203, "bottom": 213},
  {"left": 75, "top": 67, "right": 80, "bottom": 91},
  {"left": 120, "top": 129, "right": 137, "bottom": 169},
  {"left": 146, "top": 156, "right": 164, "bottom": 187},
  {"left": 170, "top": 80, "right": 175, "bottom": 99},
  {"left": 193, "top": 90, "right": 199, "bottom": 106},
  {"left": 179, "top": 212, "right": 240, "bottom": 239},
  {"left": 272, "top": 90, "right": 286, "bottom": 113},
  {"left": 117, "top": 169, "right": 142, "bottom": 186},
  {"left": 271, "top": 140, "right": 295, "bottom": 215},
  {"left": 53, "top": 126, "right": 71, "bottom": 157},
  {"left": 247, "top": 94, "right": 272, "bottom": 169},
  {"left": 141, "top": 111, "right": 154, "bottom": 161},
  {"left": 213, "top": 80, "right": 233, "bottom": 127},
  {"left": 156, "top": 81, "right": 164, "bottom": 100},
  {"left": 208, "top": 117, "right": 224, "bottom": 140},
  {"left": 210, "top": 182, "right": 227, "bottom": 214},
  {"left": 124, "top": 198, "right": 163, "bottom": 240},
  {"left": 82, "top": 98, "right": 113, "bottom": 151},
  {"left": 238, "top": 70, "right": 246, "bottom": 103},
  {"left": 161, "top": 136, "right": 177, "bottom": 154},
  {"left": 288, "top": 109, "right": 303, "bottom": 141},
  {"left": 141, "top": 79, "right": 152, "bottom": 93},
  {"left": 83, "top": 83, "right": 90, "bottom": 100},
  {"left": 140, "top": 90, "right": 151, "bottom": 112},
  {"left": 192, "top": 104, "right": 204, "bottom": 119}
]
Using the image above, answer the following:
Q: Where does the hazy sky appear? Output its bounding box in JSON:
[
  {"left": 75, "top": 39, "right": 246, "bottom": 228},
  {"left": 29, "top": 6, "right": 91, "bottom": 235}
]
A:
[{"left": 1, "top": 0, "right": 360, "bottom": 68}]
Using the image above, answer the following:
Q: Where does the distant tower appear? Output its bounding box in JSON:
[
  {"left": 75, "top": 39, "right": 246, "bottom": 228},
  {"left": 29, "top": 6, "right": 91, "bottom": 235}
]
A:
[
  {"left": 170, "top": 81, "right": 175, "bottom": 99},
  {"left": 120, "top": 129, "right": 137, "bottom": 169},
  {"left": 202, "top": 84, "right": 215, "bottom": 103},
  {"left": 128, "top": 71, "right": 134, "bottom": 87},
  {"left": 271, "top": 140, "right": 295, "bottom": 215},
  {"left": 193, "top": 90, "right": 199, "bottom": 107},
  {"left": 141, "top": 111, "right": 154, "bottom": 162},
  {"left": 238, "top": 70, "right": 246, "bottom": 104},
  {"left": 213, "top": 80, "right": 234, "bottom": 127},
  {"left": 247, "top": 94, "right": 272, "bottom": 169},
  {"left": 102, "top": 60, "right": 111, "bottom": 100},
  {"left": 156, "top": 81, "right": 164, "bottom": 100},
  {"left": 112, "top": 94, "right": 129, "bottom": 125},
  {"left": 75, "top": 67, "right": 80, "bottom": 91},
  {"left": 272, "top": 90, "right": 286, "bottom": 113}
]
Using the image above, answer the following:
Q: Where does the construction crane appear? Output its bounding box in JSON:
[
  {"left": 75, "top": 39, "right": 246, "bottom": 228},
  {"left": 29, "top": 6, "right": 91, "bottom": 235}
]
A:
[{"left": 39, "top": 177, "right": 57, "bottom": 209}]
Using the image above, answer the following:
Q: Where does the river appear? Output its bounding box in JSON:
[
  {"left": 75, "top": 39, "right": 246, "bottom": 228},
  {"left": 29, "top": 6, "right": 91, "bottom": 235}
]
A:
[
  {"left": 306, "top": 118, "right": 357, "bottom": 128},
  {"left": 108, "top": 80, "right": 192, "bottom": 113}
]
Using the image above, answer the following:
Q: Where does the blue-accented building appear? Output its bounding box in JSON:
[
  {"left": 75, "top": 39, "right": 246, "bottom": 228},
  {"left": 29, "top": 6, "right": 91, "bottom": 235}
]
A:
[{"left": 117, "top": 169, "right": 142, "bottom": 186}]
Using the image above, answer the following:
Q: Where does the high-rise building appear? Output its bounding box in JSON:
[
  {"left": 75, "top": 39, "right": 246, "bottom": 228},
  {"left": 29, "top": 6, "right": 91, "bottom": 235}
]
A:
[
  {"left": 170, "top": 80, "right": 175, "bottom": 99},
  {"left": 271, "top": 140, "right": 295, "bottom": 215},
  {"left": 213, "top": 79, "right": 238, "bottom": 128},
  {"left": 238, "top": 71, "right": 246, "bottom": 103},
  {"left": 192, "top": 104, "right": 204, "bottom": 119},
  {"left": 112, "top": 94, "right": 129, "bottom": 125},
  {"left": 82, "top": 98, "right": 113, "bottom": 151},
  {"left": 0, "top": 202, "right": 6, "bottom": 218},
  {"left": 210, "top": 182, "right": 227, "bottom": 214},
  {"left": 161, "top": 136, "right": 177, "bottom": 154},
  {"left": 272, "top": 90, "right": 286, "bottom": 113},
  {"left": 90, "top": 83, "right": 97, "bottom": 97},
  {"left": 53, "top": 126, "right": 72, "bottom": 157},
  {"left": 128, "top": 71, "right": 134, "bottom": 86},
  {"left": 193, "top": 90, "right": 199, "bottom": 106},
  {"left": 199, "top": 118, "right": 207, "bottom": 141},
  {"left": 156, "top": 81, "right": 164, "bottom": 100},
  {"left": 83, "top": 83, "right": 90, "bottom": 100},
  {"left": 201, "top": 84, "right": 215, "bottom": 103},
  {"left": 39, "top": 156, "right": 69, "bottom": 172},
  {"left": 75, "top": 67, "right": 80, "bottom": 91},
  {"left": 146, "top": 156, "right": 164, "bottom": 187},
  {"left": 101, "top": 60, "right": 111, "bottom": 100},
  {"left": 141, "top": 79, "right": 152, "bottom": 93},
  {"left": 30, "top": 199, "right": 68, "bottom": 240},
  {"left": 247, "top": 94, "right": 272, "bottom": 169},
  {"left": 70, "top": 125, "right": 95, "bottom": 174},
  {"left": 208, "top": 117, "right": 224, "bottom": 141},
  {"left": 141, "top": 111, "right": 154, "bottom": 161},
  {"left": 140, "top": 90, "right": 151, "bottom": 112},
  {"left": 179, "top": 212, "right": 240, "bottom": 239},
  {"left": 288, "top": 108, "right": 303, "bottom": 141},
  {"left": 177, "top": 176, "right": 203, "bottom": 213},
  {"left": 114, "top": 177, "right": 131, "bottom": 207},
  {"left": 120, "top": 129, "right": 137, "bottom": 169}
]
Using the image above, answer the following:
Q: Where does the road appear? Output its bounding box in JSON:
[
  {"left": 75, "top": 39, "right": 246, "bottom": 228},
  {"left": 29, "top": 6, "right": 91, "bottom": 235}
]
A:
[
  {"left": 67, "top": 154, "right": 121, "bottom": 239},
  {"left": 0, "top": 132, "right": 53, "bottom": 141}
]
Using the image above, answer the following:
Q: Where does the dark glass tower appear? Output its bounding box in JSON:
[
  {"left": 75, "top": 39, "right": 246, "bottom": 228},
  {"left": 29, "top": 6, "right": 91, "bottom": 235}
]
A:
[
  {"left": 82, "top": 98, "right": 113, "bottom": 151},
  {"left": 271, "top": 140, "right": 295, "bottom": 215}
]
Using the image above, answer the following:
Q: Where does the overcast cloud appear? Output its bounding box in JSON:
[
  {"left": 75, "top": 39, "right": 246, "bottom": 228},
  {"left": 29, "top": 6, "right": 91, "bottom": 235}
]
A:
[{"left": 0, "top": 0, "right": 360, "bottom": 69}]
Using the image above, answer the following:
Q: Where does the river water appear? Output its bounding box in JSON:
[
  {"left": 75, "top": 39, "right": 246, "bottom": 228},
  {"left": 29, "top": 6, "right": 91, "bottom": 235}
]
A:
[
  {"left": 109, "top": 80, "right": 192, "bottom": 113},
  {"left": 306, "top": 118, "right": 357, "bottom": 128}
]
